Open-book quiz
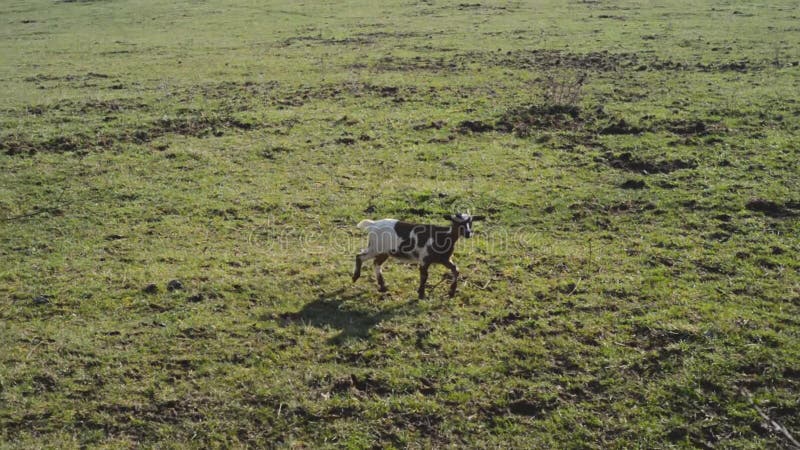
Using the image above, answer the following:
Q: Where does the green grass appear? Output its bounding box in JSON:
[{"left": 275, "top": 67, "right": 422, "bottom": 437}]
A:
[{"left": 2, "top": 0, "right": 799, "bottom": 447}]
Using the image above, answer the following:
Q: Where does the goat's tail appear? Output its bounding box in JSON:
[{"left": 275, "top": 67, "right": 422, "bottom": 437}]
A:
[{"left": 356, "top": 219, "right": 375, "bottom": 230}]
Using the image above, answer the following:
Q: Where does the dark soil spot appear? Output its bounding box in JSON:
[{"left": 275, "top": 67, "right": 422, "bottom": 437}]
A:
[
  {"left": 499, "top": 49, "right": 637, "bottom": 72},
  {"left": 131, "top": 130, "right": 149, "bottom": 143},
  {"left": 620, "top": 179, "right": 647, "bottom": 189},
  {"left": 378, "top": 86, "right": 399, "bottom": 96},
  {"left": 335, "top": 136, "right": 357, "bottom": 145},
  {"left": 631, "top": 324, "right": 702, "bottom": 351},
  {"left": 32, "top": 374, "right": 57, "bottom": 392},
  {"left": 187, "top": 293, "right": 204, "bottom": 303},
  {"left": 369, "top": 54, "right": 464, "bottom": 72},
  {"left": 557, "top": 282, "right": 579, "bottom": 294},
  {"left": 390, "top": 411, "right": 443, "bottom": 437},
  {"left": 667, "top": 427, "right": 689, "bottom": 441},
  {"left": 229, "top": 118, "right": 255, "bottom": 130},
  {"left": 607, "top": 200, "right": 656, "bottom": 214},
  {"left": 46, "top": 135, "right": 85, "bottom": 152},
  {"left": 418, "top": 378, "right": 437, "bottom": 396},
  {"left": 367, "top": 49, "right": 748, "bottom": 76},
  {"left": 552, "top": 354, "right": 581, "bottom": 373},
  {"left": 508, "top": 400, "right": 544, "bottom": 416},
  {"left": 428, "top": 135, "right": 455, "bottom": 144},
  {"left": 665, "top": 119, "right": 710, "bottom": 136},
  {"left": 497, "top": 396, "right": 558, "bottom": 418},
  {"left": 783, "top": 367, "right": 800, "bottom": 379},
  {"left": 326, "top": 405, "right": 360, "bottom": 419},
  {"left": 496, "top": 104, "right": 583, "bottom": 136},
  {"left": 413, "top": 120, "right": 445, "bottom": 131},
  {"left": 280, "top": 32, "right": 426, "bottom": 48},
  {"left": 166, "top": 280, "right": 184, "bottom": 291},
  {"left": 208, "top": 207, "right": 241, "bottom": 219},
  {"left": 5, "top": 108, "right": 261, "bottom": 155},
  {"left": 604, "top": 152, "right": 696, "bottom": 174},
  {"left": 350, "top": 373, "right": 393, "bottom": 395},
  {"left": 76, "top": 99, "right": 142, "bottom": 114},
  {"left": 696, "top": 261, "right": 734, "bottom": 276},
  {"left": 150, "top": 115, "right": 220, "bottom": 137},
  {"left": 259, "top": 146, "right": 292, "bottom": 160},
  {"left": 598, "top": 118, "right": 643, "bottom": 135},
  {"left": 143, "top": 284, "right": 159, "bottom": 294},
  {"left": 331, "top": 376, "right": 354, "bottom": 393},
  {"left": 3, "top": 412, "right": 54, "bottom": 438},
  {"left": 681, "top": 199, "right": 699, "bottom": 210},
  {"left": 484, "top": 312, "right": 524, "bottom": 334},
  {"left": 405, "top": 207, "right": 432, "bottom": 216},
  {"left": 700, "top": 60, "right": 750, "bottom": 72},
  {"left": 178, "top": 327, "right": 214, "bottom": 339},
  {"left": 456, "top": 120, "right": 494, "bottom": 133},
  {"left": 745, "top": 198, "right": 799, "bottom": 218},
  {"left": 32, "top": 295, "right": 51, "bottom": 305}
]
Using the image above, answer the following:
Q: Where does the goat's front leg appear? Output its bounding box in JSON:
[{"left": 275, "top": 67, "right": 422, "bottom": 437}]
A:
[
  {"left": 417, "top": 262, "right": 430, "bottom": 299},
  {"left": 443, "top": 259, "right": 459, "bottom": 297}
]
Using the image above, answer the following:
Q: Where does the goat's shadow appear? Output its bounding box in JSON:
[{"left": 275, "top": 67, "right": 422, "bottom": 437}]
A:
[{"left": 278, "top": 287, "right": 418, "bottom": 344}]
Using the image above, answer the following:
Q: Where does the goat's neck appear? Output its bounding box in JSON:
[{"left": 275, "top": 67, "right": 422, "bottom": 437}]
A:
[{"left": 448, "top": 226, "right": 461, "bottom": 244}]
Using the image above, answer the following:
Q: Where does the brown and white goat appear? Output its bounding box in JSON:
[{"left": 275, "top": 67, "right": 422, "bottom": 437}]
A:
[{"left": 352, "top": 213, "right": 484, "bottom": 299}]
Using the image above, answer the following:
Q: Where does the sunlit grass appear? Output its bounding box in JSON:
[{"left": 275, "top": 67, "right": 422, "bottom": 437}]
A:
[{"left": 1, "top": 0, "right": 799, "bottom": 447}]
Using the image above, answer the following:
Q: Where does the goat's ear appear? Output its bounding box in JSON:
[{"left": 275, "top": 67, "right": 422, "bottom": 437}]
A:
[
  {"left": 443, "top": 214, "right": 455, "bottom": 221},
  {"left": 471, "top": 215, "right": 486, "bottom": 221}
]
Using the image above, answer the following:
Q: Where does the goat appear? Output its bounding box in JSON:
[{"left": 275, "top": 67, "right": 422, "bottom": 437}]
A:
[{"left": 352, "top": 213, "right": 484, "bottom": 299}]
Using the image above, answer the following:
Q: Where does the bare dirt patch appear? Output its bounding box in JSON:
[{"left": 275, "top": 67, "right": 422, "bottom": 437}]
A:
[
  {"left": 745, "top": 198, "right": 800, "bottom": 218},
  {"left": 362, "top": 49, "right": 771, "bottom": 74},
  {"left": 279, "top": 31, "right": 431, "bottom": 47},
  {"left": 494, "top": 104, "right": 584, "bottom": 136},
  {"left": 599, "top": 151, "right": 697, "bottom": 174},
  {"left": 2, "top": 113, "right": 259, "bottom": 155}
]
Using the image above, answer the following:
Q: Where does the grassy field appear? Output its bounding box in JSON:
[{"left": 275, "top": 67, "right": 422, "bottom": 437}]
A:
[{"left": 2, "top": 0, "right": 799, "bottom": 447}]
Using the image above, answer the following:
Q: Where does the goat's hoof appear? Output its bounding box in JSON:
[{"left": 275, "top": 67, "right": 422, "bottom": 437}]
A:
[
  {"left": 378, "top": 286, "right": 388, "bottom": 293},
  {"left": 448, "top": 291, "right": 456, "bottom": 298}
]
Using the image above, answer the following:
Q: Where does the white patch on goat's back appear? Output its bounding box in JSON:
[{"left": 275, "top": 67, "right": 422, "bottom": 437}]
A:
[
  {"left": 356, "top": 219, "right": 374, "bottom": 229},
  {"left": 359, "top": 219, "right": 401, "bottom": 255}
]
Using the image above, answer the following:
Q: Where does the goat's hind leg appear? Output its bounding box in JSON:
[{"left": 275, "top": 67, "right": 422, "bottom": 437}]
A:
[
  {"left": 352, "top": 254, "right": 363, "bottom": 282},
  {"left": 417, "top": 262, "right": 430, "bottom": 299},
  {"left": 353, "top": 250, "right": 371, "bottom": 282},
  {"left": 374, "top": 254, "right": 389, "bottom": 292},
  {"left": 354, "top": 246, "right": 382, "bottom": 282}
]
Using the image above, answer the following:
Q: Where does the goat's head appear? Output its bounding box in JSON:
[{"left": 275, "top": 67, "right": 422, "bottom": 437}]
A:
[{"left": 443, "top": 212, "right": 485, "bottom": 238}]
